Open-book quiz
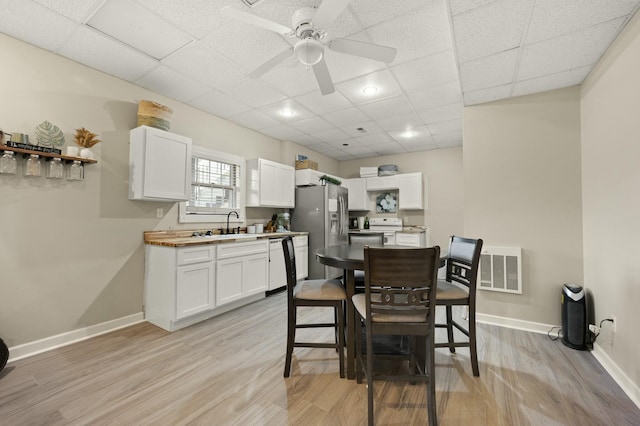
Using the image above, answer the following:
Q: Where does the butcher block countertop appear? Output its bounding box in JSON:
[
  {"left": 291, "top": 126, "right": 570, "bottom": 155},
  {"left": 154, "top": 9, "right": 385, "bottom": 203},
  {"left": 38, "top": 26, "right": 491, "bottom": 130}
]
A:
[{"left": 144, "top": 229, "right": 309, "bottom": 247}]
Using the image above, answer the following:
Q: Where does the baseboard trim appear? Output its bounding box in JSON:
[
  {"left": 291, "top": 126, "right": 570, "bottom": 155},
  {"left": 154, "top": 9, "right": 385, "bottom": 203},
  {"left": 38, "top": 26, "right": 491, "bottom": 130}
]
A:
[
  {"left": 7, "top": 313, "right": 144, "bottom": 363},
  {"left": 478, "top": 312, "right": 639, "bottom": 410},
  {"left": 477, "top": 313, "right": 560, "bottom": 337},
  {"left": 592, "top": 343, "right": 640, "bottom": 410}
]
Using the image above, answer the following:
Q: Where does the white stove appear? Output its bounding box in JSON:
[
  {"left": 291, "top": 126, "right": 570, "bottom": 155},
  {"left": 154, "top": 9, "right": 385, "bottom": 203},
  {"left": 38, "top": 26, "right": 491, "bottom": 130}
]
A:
[{"left": 362, "top": 217, "right": 403, "bottom": 245}]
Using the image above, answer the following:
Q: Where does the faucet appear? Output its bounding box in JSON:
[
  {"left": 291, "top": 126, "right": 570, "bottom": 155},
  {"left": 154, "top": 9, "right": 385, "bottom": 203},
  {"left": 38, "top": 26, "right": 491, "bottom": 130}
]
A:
[{"left": 226, "top": 211, "right": 239, "bottom": 234}]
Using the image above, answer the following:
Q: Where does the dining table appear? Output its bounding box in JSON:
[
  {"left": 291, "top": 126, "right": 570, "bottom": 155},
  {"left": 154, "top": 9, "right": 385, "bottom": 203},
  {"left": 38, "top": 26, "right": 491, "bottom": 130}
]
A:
[{"left": 316, "top": 243, "right": 442, "bottom": 380}]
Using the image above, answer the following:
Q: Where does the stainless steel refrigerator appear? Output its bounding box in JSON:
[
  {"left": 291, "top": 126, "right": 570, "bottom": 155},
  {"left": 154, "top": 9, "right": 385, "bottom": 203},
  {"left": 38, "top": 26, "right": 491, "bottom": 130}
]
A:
[{"left": 291, "top": 185, "right": 348, "bottom": 279}]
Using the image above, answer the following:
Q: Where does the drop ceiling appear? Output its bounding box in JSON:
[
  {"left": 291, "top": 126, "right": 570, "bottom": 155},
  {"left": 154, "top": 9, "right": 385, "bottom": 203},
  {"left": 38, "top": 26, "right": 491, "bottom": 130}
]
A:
[{"left": 1, "top": 0, "right": 638, "bottom": 160}]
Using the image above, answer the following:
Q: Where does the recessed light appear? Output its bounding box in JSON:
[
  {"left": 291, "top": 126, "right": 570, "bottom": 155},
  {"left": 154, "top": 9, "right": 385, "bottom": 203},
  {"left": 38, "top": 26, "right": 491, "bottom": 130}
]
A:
[
  {"left": 362, "top": 86, "right": 378, "bottom": 95},
  {"left": 401, "top": 130, "right": 416, "bottom": 138},
  {"left": 280, "top": 109, "right": 295, "bottom": 117}
]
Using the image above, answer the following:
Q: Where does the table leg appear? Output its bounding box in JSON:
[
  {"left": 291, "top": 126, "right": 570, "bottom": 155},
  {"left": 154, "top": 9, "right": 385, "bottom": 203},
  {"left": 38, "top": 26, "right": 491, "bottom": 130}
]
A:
[{"left": 345, "top": 269, "right": 356, "bottom": 379}]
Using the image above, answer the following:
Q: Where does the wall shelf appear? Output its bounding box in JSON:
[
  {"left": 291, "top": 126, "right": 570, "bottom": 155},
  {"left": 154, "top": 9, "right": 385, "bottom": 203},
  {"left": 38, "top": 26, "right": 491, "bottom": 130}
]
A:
[{"left": 0, "top": 144, "right": 97, "bottom": 164}]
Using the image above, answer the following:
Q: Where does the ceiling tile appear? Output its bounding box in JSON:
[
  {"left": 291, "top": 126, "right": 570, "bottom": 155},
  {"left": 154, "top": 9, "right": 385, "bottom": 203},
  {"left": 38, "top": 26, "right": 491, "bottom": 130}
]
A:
[
  {"left": 33, "top": 0, "right": 100, "bottom": 21},
  {"left": 367, "top": 1, "right": 453, "bottom": 65},
  {"left": 517, "top": 18, "right": 626, "bottom": 81},
  {"left": 322, "top": 107, "right": 369, "bottom": 127},
  {"left": 526, "top": 0, "right": 639, "bottom": 44},
  {"left": 389, "top": 126, "right": 432, "bottom": 143},
  {"left": 331, "top": 151, "right": 356, "bottom": 160},
  {"left": 453, "top": 0, "right": 533, "bottom": 63},
  {"left": 289, "top": 116, "right": 334, "bottom": 134},
  {"left": 0, "top": 1, "right": 78, "bottom": 52},
  {"left": 294, "top": 90, "right": 353, "bottom": 115},
  {"left": 512, "top": 66, "right": 591, "bottom": 98},
  {"left": 341, "top": 145, "right": 376, "bottom": 156},
  {"left": 463, "top": 83, "right": 512, "bottom": 105},
  {"left": 250, "top": 0, "right": 314, "bottom": 31},
  {"left": 60, "top": 26, "right": 159, "bottom": 82},
  {"left": 391, "top": 50, "right": 459, "bottom": 92},
  {"left": 260, "top": 123, "right": 304, "bottom": 140},
  {"left": 289, "top": 134, "right": 323, "bottom": 146},
  {"left": 221, "top": 78, "right": 286, "bottom": 108},
  {"left": 433, "top": 131, "right": 463, "bottom": 148},
  {"left": 137, "top": 0, "right": 238, "bottom": 39},
  {"left": 358, "top": 96, "right": 415, "bottom": 120},
  {"left": 340, "top": 120, "right": 384, "bottom": 137},
  {"left": 404, "top": 142, "right": 438, "bottom": 152},
  {"left": 459, "top": 48, "right": 519, "bottom": 92},
  {"left": 135, "top": 65, "right": 211, "bottom": 102},
  {"left": 260, "top": 61, "right": 326, "bottom": 97},
  {"left": 349, "top": 0, "right": 426, "bottom": 27},
  {"left": 189, "top": 90, "right": 251, "bottom": 118},
  {"left": 228, "top": 109, "right": 280, "bottom": 130},
  {"left": 336, "top": 69, "right": 403, "bottom": 105},
  {"left": 258, "top": 99, "right": 315, "bottom": 122},
  {"left": 407, "top": 81, "right": 463, "bottom": 111},
  {"left": 310, "top": 128, "right": 351, "bottom": 142},
  {"left": 354, "top": 132, "right": 393, "bottom": 145},
  {"left": 426, "top": 119, "right": 463, "bottom": 135},
  {"left": 163, "top": 42, "right": 245, "bottom": 89},
  {"left": 419, "top": 103, "right": 463, "bottom": 124},
  {"left": 376, "top": 112, "right": 423, "bottom": 132},
  {"left": 368, "top": 141, "right": 407, "bottom": 156},
  {"left": 201, "top": 20, "right": 292, "bottom": 72},
  {"left": 306, "top": 142, "right": 339, "bottom": 153},
  {"left": 449, "top": 0, "right": 497, "bottom": 16}
]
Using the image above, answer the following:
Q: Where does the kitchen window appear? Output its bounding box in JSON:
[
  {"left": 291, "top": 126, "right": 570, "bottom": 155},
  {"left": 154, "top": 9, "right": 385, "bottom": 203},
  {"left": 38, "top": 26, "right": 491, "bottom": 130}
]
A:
[{"left": 179, "top": 147, "right": 245, "bottom": 223}]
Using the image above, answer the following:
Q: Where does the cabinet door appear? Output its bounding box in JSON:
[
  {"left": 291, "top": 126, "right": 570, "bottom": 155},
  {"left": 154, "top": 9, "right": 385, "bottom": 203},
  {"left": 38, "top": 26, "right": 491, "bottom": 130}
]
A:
[
  {"left": 269, "top": 241, "right": 287, "bottom": 290},
  {"left": 216, "top": 257, "right": 244, "bottom": 306},
  {"left": 295, "top": 245, "right": 308, "bottom": 280},
  {"left": 245, "top": 253, "right": 269, "bottom": 295},
  {"left": 366, "top": 175, "right": 398, "bottom": 191},
  {"left": 279, "top": 166, "right": 295, "bottom": 207},
  {"left": 344, "top": 178, "right": 368, "bottom": 211},
  {"left": 398, "top": 173, "right": 423, "bottom": 210},
  {"left": 176, "top": 262, "right": 214, "bottom": 320},
  {"left": 259, "top": 159, "right": 281, "bottom": 207},
  {"left": 130, "top": 126, "right": 192, "bottom": 201}
]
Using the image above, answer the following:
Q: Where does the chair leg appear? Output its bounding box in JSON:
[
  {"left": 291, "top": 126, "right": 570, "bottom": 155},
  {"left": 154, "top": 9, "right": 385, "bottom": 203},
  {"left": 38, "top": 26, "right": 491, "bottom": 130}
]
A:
[
  {"left": 469, "top": 304, "right": 479, "bottom": 377},
  {"left": 426, "top": 340, "right": 437, "bottom": 426},
  {"left": 336, "top": 302, "right": 345, "bottom": 379},
  {"left": 366, "top": 324, "right": 374, "bottom": 426},
  {"left": 445, "top": 305, "right": 455, "bottom": 353},
  {"left": 284, "top": 305, "right": 296, "bottom": 377},
  {"left": 355, "top": 318, "right": 363, "bottom": 384}
]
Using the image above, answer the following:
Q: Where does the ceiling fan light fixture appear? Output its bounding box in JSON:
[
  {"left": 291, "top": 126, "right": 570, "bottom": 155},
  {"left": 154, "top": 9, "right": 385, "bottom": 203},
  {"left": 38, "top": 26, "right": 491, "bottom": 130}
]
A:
[{"left": 294, "top": 39, "right": 324, "bottom": 66}]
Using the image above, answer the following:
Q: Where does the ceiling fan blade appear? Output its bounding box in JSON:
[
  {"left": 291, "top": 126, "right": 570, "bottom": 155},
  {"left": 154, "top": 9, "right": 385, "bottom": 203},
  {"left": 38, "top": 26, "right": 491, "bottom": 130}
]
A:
[
  {"left": 329, "top": 38, "right": 397, "bottom": 63},
  {"left": 313, "top": 0, "right": 352, "bottom": 30},
  {"left": 312, "top": 58, "right": 335, "bottom": 95},
  {"left": 221, "top": 6, "right": 292, "bottom": 35},
  {"left": 247, "top": 48, "right": 294, "bottom": 78}
]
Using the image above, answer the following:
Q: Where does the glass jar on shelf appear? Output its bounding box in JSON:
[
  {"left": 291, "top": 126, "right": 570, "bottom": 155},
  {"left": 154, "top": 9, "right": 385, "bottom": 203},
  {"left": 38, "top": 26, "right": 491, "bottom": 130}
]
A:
[
  {"left": 0, "top": 151, "right": 17, "bottom": 175},
  {"left": 24, "top": 154, "right": 42, "bottom": 177},
  {"left": 46, "top": 157, "right": 64, "bottom": 179},
  {"left": 67, "top": 160, "right": 84, "bottom": 181}
]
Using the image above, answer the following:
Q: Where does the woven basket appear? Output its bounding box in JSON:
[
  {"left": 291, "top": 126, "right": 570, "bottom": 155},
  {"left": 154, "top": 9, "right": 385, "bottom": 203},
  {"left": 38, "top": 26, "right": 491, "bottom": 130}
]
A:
[{"left": 137, "top": 100, "right": 173, "bottom": 131}]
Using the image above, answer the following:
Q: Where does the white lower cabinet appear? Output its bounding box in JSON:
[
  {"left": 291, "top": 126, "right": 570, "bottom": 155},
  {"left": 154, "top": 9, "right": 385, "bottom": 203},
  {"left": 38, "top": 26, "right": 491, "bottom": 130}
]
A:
[
  {"left": 294, "top": 235, "right": 308, "bottom": 280},
  {"left": 144, "top": 245, "right": 215, "bottom": 331},
  {"left": 216, "top": 240, "right": 269, "bottom": 306},
  {"left": 395, "top": 230, "right": 429, "bottom": 247}
]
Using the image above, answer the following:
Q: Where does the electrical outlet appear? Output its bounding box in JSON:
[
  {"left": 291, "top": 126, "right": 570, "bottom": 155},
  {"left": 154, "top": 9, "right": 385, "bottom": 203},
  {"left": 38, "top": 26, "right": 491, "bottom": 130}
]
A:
[
  {"left": 611, "top": 315, "right": 616, "bottom": 333},
  {"left": 588, "top": 324, "right": 599, "bottom": 334},
  {"left": 156, "top": 208, "right": 163, "bottom": 218}
]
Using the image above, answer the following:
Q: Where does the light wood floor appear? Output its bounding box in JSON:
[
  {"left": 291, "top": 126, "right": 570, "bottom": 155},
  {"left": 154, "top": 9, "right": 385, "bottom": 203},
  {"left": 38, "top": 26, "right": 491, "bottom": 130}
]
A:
[{"left": 1, "top": 292, "right": 638, "bottom": 425}]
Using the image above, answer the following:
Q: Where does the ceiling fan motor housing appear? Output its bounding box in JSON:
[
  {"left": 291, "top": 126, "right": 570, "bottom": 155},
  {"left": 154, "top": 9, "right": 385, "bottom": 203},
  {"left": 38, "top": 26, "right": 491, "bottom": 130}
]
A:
[{"left": 292, "top": 7, "right": 320, "bottom": 39}]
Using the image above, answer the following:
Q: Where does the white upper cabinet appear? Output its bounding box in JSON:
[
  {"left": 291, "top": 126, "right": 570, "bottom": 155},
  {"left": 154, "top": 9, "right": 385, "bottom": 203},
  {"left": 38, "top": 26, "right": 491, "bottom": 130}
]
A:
[
  {"left": 246, "top": 158, "right": 295, "bottom": 207},
  {"left": 398, "top": 172, "right": 424, "bottom": 210},
  {"left": 129, "top": 126, "right": 192, "bottom": 202},
  {"left": 343, "top": 178, "right": 368, "bottom": 211},
  {"left": 366, "top": 175, "right": 399, "bottom": 191}
]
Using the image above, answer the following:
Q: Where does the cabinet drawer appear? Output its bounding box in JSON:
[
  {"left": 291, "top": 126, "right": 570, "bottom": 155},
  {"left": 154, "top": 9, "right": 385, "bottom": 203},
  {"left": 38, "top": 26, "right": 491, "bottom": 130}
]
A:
[
  {"left": 217, "top": 240, "right": 269, "bottom": 260},
  {"left": 395, "top": 233, "right": 424, "bottom": 247},
  {"left": 177, "top": 246, "right": 215, "bottom": 266}
]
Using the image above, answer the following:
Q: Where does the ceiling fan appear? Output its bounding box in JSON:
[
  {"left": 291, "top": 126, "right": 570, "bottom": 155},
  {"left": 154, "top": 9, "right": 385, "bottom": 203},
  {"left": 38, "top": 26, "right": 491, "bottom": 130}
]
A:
[{"left": 221, "top": 0, "right": 397, "bottom": 95}]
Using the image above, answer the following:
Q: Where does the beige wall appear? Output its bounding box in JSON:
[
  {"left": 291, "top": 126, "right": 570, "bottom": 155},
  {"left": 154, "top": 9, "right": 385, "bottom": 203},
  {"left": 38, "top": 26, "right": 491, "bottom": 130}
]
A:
[
  {"left": 0, "top": 34, "right": 311, "bottom": 346},
  {"left": 581, "top": 11, "right": 640, "bottom": 397},
  {"left": 463, "top": 87, "right": 584, "bottom": 326},
  {"left": 339, "top": 147, "right": 464, "bottom": 251}
]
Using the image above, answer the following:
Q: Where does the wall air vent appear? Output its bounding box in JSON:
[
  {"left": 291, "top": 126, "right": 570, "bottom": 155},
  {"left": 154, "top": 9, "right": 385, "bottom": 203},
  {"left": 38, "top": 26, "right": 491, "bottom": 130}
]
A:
[{"left": 478, "top": 246, "right": 522, "bottom": 294}]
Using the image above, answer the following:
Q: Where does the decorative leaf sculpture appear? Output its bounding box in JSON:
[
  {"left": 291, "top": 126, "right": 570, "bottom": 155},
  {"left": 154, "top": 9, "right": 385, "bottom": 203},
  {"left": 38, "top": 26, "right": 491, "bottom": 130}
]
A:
[
  {"left": 35, "top": 121, "right": 65, "bottom": 147},
  {"left": 73, "top": 128, "right": 101, "bottom": 148}
]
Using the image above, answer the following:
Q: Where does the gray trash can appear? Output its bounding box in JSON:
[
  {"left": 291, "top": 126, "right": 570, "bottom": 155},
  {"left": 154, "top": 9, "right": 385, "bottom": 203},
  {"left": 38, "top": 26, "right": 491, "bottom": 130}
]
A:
[{"left": 561, "top": 283, "right": 587, "bottom": 350}]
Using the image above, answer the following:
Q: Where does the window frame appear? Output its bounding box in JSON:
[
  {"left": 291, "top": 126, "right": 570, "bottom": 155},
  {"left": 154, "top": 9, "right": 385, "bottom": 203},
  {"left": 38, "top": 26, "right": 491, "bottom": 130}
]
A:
[{"left": 178, "top": 146, "right": 245, "bottom": 224}]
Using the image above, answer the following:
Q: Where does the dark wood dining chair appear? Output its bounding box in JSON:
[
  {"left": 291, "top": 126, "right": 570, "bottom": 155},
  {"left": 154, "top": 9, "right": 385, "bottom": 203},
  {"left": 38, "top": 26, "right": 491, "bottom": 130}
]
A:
[
  {"left": 281, "top": 236, "right": 346, "bottom": 378},
  {"left": 353, "top": 245, "right": 440, "bottom": 426},
  {"left": 348, "top": 232, "right": 384, "bottom": 290},
  {"left": 435, "top": 235, "right": 483, "bottom": 377}
]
